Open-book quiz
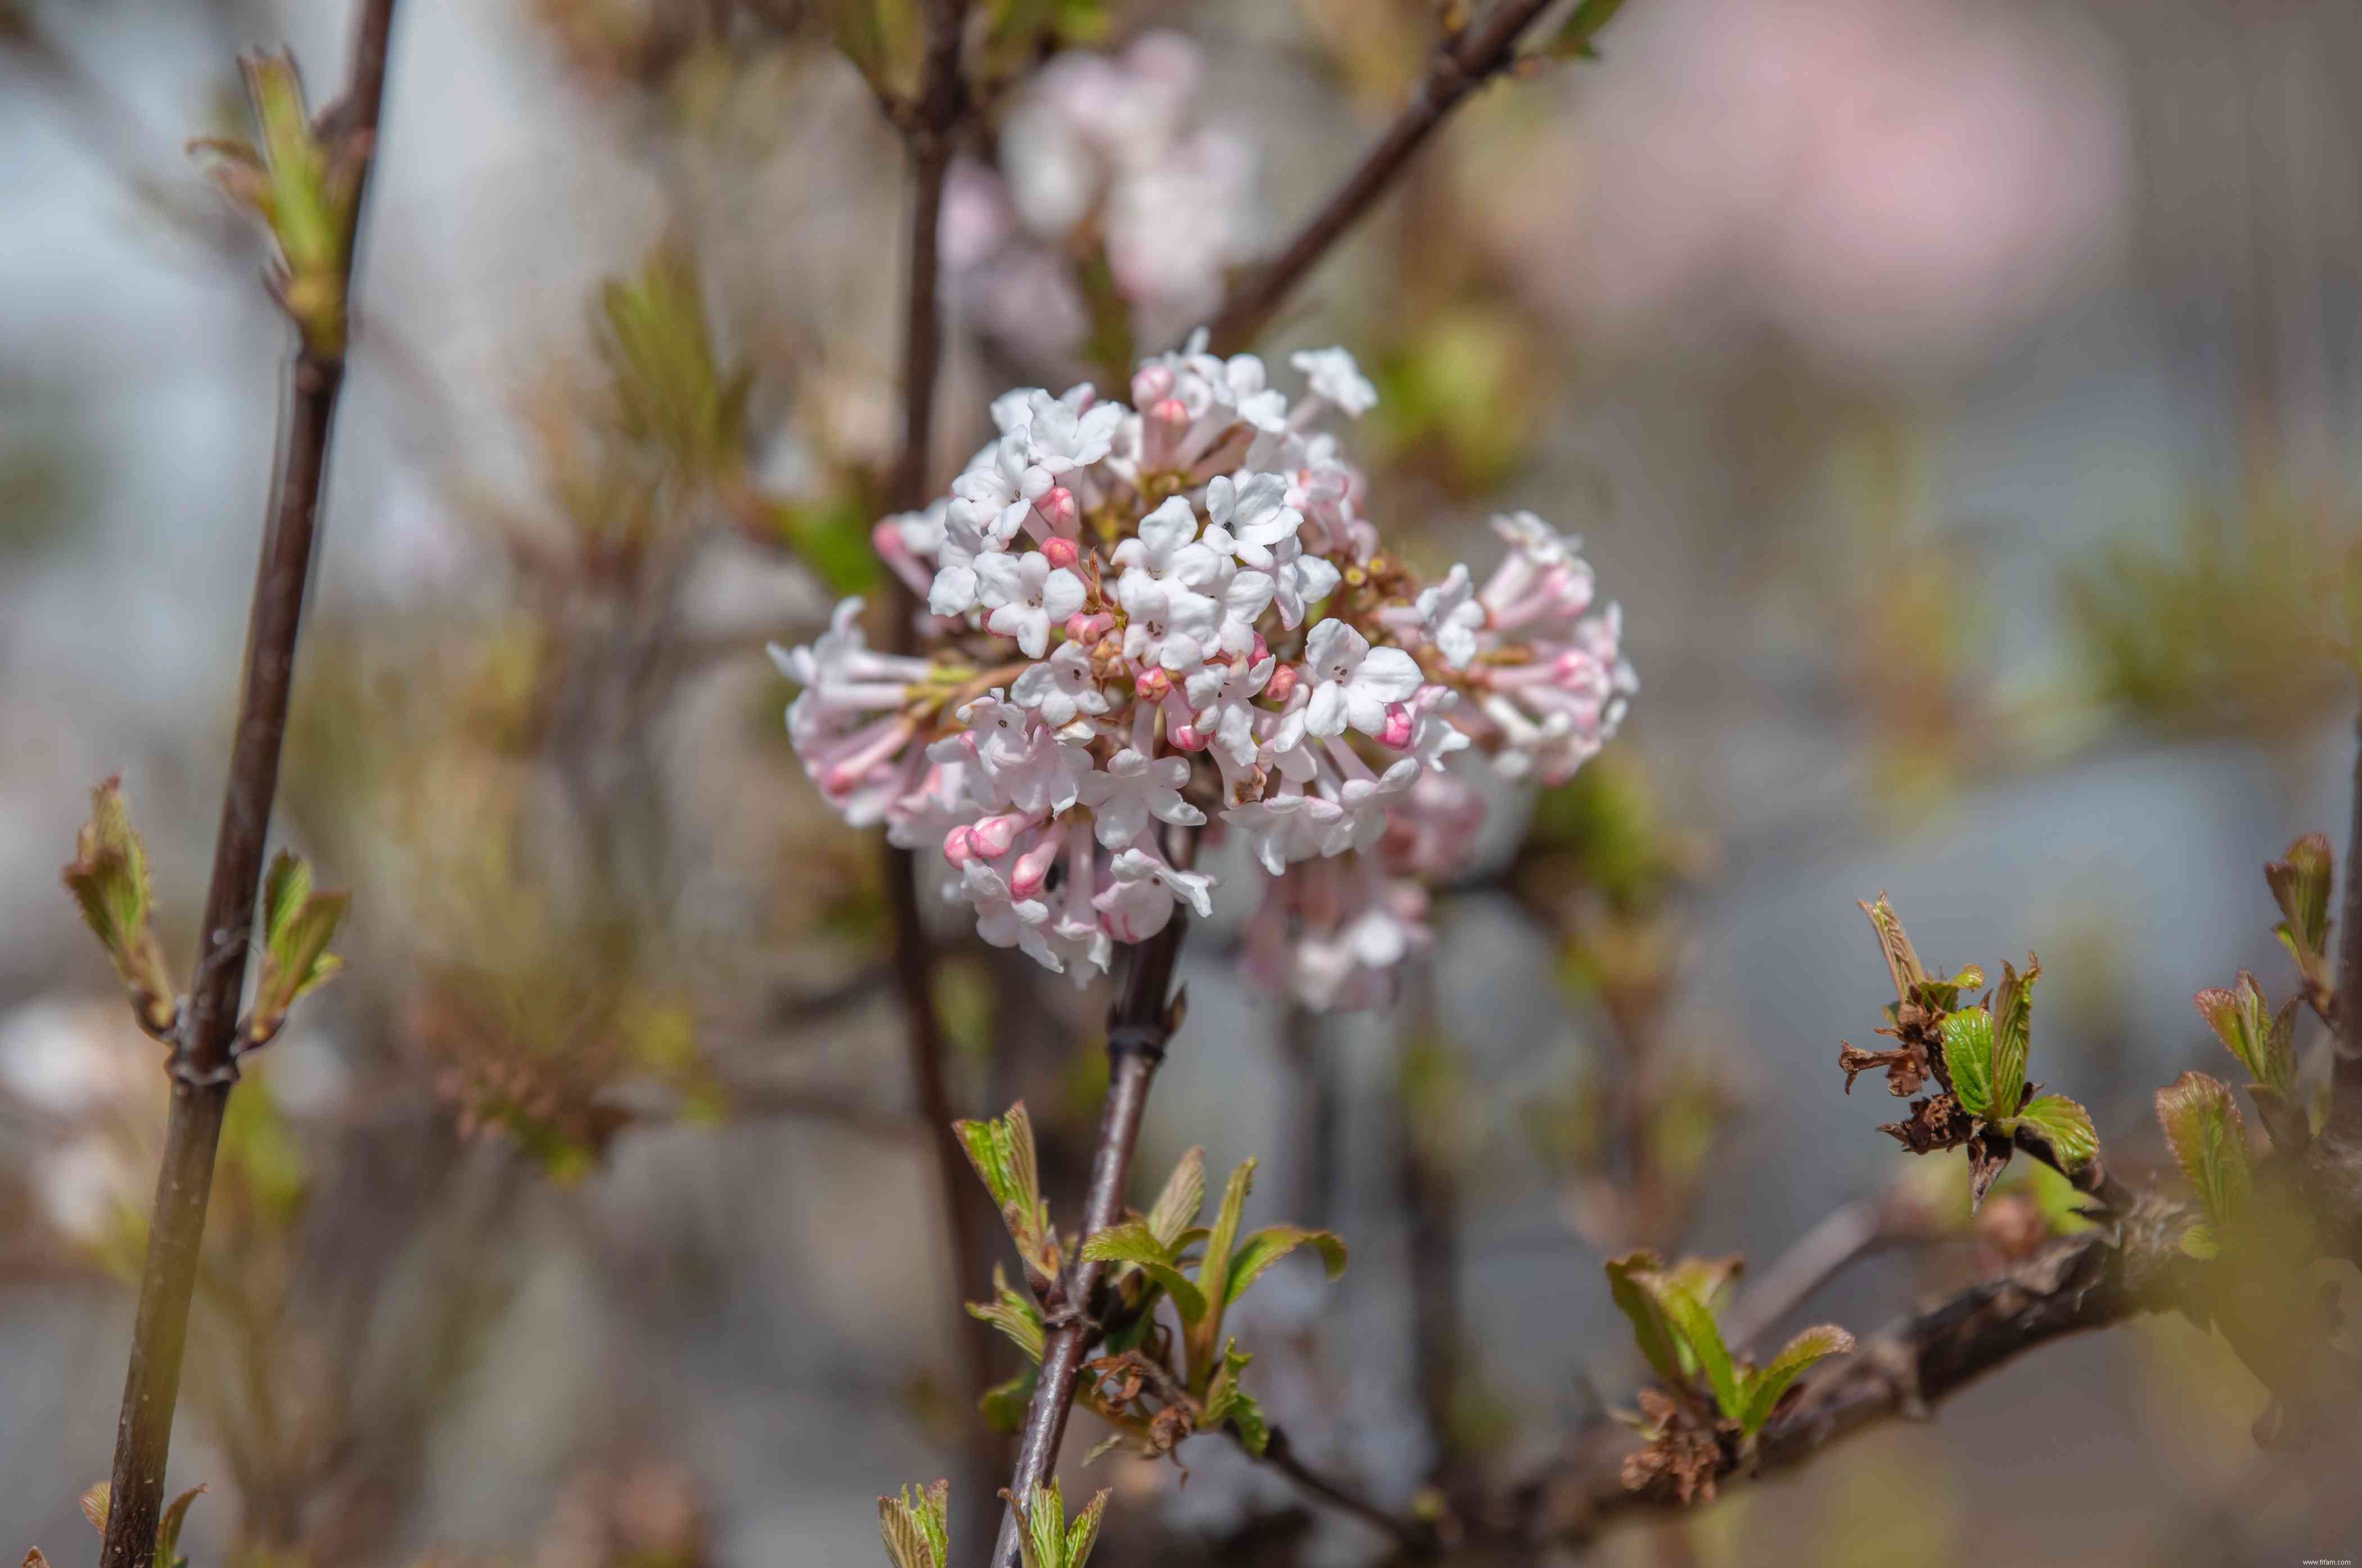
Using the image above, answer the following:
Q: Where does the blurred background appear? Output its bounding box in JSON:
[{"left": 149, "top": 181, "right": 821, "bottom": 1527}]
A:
[{"left": 4, "top": 0, "right": 2361, "bottom": 1564}]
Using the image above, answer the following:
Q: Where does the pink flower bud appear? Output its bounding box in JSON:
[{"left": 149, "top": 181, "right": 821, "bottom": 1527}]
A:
[
  {"left": 1009, "top": 834, "right": 1062, "bottom": 896},
  {"left": 1066, "top": 611, "right": 1115, "bottom": 643},
  {"left": 1379, "top": 702, "right": 1415, "bottom": 750},
  {"left": 1265, "top": 664, "right": 1300, "bottom": 703},
  {"left": 1132, "top": 364, "right": 1175, "bottom": 405},
  {"left": 1043, "top": 535, "right": 1080, "bottom": 570},
  {"left": 1036, "top": 486, "right": 1080, "bottom": 535},
  {"left": 943, "top": 825, "right": 976, "bottom": 864},
  {"left": 968, "top": 814, "right": 1020, "bottom": 860},
  {"left": 1135, "top": 666, "right": 1171, "bottom": 701},
  {"left": 1250, "top": 633, "right": 1270, "bottom": 665},
  {"left": 1170, "top": 723, "right": 1207, "bottom": 751}
]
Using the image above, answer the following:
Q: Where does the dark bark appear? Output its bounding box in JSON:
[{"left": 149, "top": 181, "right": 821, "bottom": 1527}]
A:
[
  {"left": 102, "top": 4, "right": 399, "bottom": 1559},
  {"left": 1202, "top": 0, "right": 1560, "bottom": 354}
]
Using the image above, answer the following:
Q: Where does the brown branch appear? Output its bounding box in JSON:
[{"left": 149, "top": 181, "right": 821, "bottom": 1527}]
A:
[
  {"left": 1716, "top": 1199, "right": 1888, "bottom": 1357},
  {"left": 988, "top": 842, "right": 1193, "bottom": 1568},
  {"left": 100, "top": 4, "right": 399, "bottom": 1565},
  {"left": 1252, "top": 1425, "right": 1439, "bottom": 1556},
  {"left": 1454, "top": 1193, "right": 2197, "bottom": 1556},
  {"left": 1201, "top": 0, "right": 1561, "bottom": 354}
]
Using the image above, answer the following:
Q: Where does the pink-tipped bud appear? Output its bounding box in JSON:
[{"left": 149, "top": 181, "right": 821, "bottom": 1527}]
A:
[
  {"left": 1043, "top": 535, "right": 1080, "bottom": 570},
  {"left": 1135, "top": 666, "right": 1171, "bottom": 701},
  {"left": 1132, "top": 364, "right": 1175, "bottom": 405},
  {"left": 1265, "top": 664, "right": 1300, "bottom": 704},
  {"left": 1171, "top": 723, "right": 1207, "bottom": 751},
  {"left": 871, "top": 520, "right": 908, "bottom": 558},
  {"left": 1009, "top": 835, "right": 1061, "bottom": 897},
  {"left": 1150, "top": 396, "right": 1189, "bottom": 433},
  {"left": 1066, "top": 611, "right": 1114, "bottom": 644},
  {"left": 1380, "top": 701, "right": 1415, "bottom": 750},
  {"left": 968, "top": 815, "right": 1020, "bottom": 860},
  {"left": 1036, "top": 486, "right": 1080, "bottom": 535},
  {"left": 1249, "top": 633, "right": 1270, "bottom": 665},
  {"left": 943, "top": 825, "right": 976, "bottom": 864}
]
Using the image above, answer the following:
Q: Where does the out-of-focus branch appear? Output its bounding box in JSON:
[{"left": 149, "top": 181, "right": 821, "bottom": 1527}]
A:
[
  {"left": 2333, "top": 716, "right": 2362, "bottom": 1126},
  {"left": 989, "top": 839, "right": 1192, "bottom": 1568},
  {"left": 1251, "top": 1425, "right": 1439, "bottom": 1557},
  {"left": 1202, "top": 0, "right": 1563, "bottom": 354},
  {"left": 1451, "top": 1197, "right": 2197, "bottom": 1556},
  {"left": 101, "top": 4, "right": 400, "bottom": 1565},
  {"left": 1716, "top": 1199, "right": 1888, "bottom": 1357}
]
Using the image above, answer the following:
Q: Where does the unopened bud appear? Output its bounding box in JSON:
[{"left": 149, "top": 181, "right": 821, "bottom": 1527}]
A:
[{"left": 1043, "top": 535, "right": 1080, "bottom": 570}]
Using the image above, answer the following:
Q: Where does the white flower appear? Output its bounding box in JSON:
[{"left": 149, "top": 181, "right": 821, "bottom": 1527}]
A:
[
  {"left": 1268, "top": 535, "right": 1341, "bottom": 630},
  {"left": 1290, "top": 347, "right": 1378, "bottom": 417},
  {"left": 1208, "top": 567, "right": 1275, "bottom": 656},
  {"left": 1093, "top": 846, "right": 1215, "bottom": 941},
  {"left": 955, "top": 691, "right": 1086, "bottom": 814},
  {"left": 1077, "top": 747, "right": 1206, "bottom": 846},
  {"left": 1302, "top": 620, "right": 1423, "bottom": 738},
  {"left": 1110, "top": 494, "right": 1216, "bottom": 588},
  {"left": 927, "top": 510, "right": 994, "bottom": 615},
  {"left": 1185, "top": 655, "right": 1273, "bottom": 769},
  {"left": 1119, "top": 574, "right": 1219, "bottom": 672},
  {"left": 1491, "top": 509, "right": 1580, "bottom": 567},
  {"left": 1403, "top": 692, "right": 1474, "bottom": 770},
  {"left": 1021, "top": 386, "right": 1125, "bottom": 473},
  {"left": 976, "top": 550, "right": 1085, "bottom": 657},
  {"left": 1413, "top": 563, "right": 1486, "bottom": 668},
  {"left": 962, "top": 858, "right": 1062, "bottom": 970},
  {"left": 1010, "top": 641, "right": 1110, "bottom": 726},
  {"left": 951, "top": 438, "right": 1047, "bottom": 544},
  {"left": 1219, "top": 355, "right": 1291, "bottom": 432},
  {"left": 1201, "top": 472, "right": 1302, "bottom": 569}
]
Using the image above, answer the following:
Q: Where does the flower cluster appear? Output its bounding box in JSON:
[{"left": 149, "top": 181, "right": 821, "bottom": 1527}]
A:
[
  {"left": 941, "top": 32, "right": 1256, "bottom": 353},
  {"left": 772, "top": 339, "right": 1634, "bottom": 1007}
]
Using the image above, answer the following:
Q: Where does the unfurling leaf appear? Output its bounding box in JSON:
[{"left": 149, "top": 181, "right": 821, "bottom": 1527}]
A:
[
  {"left": 2157, "top": 1071, "right": 2252, "bottom": 1234},
  {"left": 2194, "top": 973, "right": 2297, "bottom": 1096},
  {"left": 1143, "top": 1146, "right": 1205, "bottom": 1249},
  {"left": 1966, "top": 1130, "right": 2013, "bottom": 1211},
  {"left": 2014, "top": 1094, "right": 2100, "bottom": 1171},
  {"left": 1606, "top": 1251, "right": 1689, "bottom": 1390},
  {"left": 1183, "top": 1157, "right": 1256, "bottom": 1387},
  {"left": 246, "top": 850, "right": 349, "bottom": 1046},
  {"left": 60, "top": 778, "right": 177, "bottom": 1033},
  {"left": 1736, "top": 1324, "right": 1853, "bottom": 1438},
  {"left": 2264, "top": 832, "right": 2334, "bottom": 991},
  {"left": 155, "top": 1486, "right": 206, "bottom": 1568},
  {"left": 190, "top": 51, "right": 366, "bottom": 353},
  {"left": 1200, "top": 1339, "right": 1269, "bottom": 1453},
  {"left": 877, "top": 1479, "right": 950, "bottom": 1568},
  {"left": 1545, "top": 0, "right": 1629, "bottom": 58},
  {"left": 1224, "top": 1224, "right": 1347, "bottom": 1304},
  {"left": 1007, "top": 1481, "right": 1111, "bottom": 1568},
  {"left": 78, "top": 1483, "right": 107, "bottom": 1535},
  {"left": 1859, "top": 894, "right": 1927, "bottom": 1004},
  {"left": 26, "top": 1550, "right": 53, "bottom": 1568},
  {"left": 1079, "top": 1220, "right": 1206, "bottom": 1323},
  {"left": 967, "top": 1265, "right": 1047, "bottom": 1363},
  {"left": 1988, "top": 957, "right": 2040, "bottom": 1119},
  {"left": 980, "top": 1365, "right": 1036, "bottom": 1431},
  {"left": 955, "top": 1102, "right": 1058, "bottom": 1283},
  {"left": 1940, "top": 1007, "right": 1998, "bottom": 1120},
  {"left": 1642, "top": 1273, "right": 1742, "bottom": 1424}
]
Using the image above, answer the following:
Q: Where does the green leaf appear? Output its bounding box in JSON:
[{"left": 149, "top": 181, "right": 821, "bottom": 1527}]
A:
[
  {"left": 878, "top": 1479, "right": 950, "bottom": 1568},
  {"left": 1940, "top": 1007, "right": 1998, "bottom": 1120},
  {"left": 1737, "top": 1326, "right": 1853, "bottom": 1438},
  {"left": 2194, "top": 972, "right": 2295, "bottom": 1094},
  {"left": 2156, "top": 1071, "right": 2252, "bottom": 1231},
  {"left": 1645, "top": 1273, "right": 1742, "bottom": 1423},
  {"left": 1185, "top": 1158, "right": 1255, "bottom": 1385},
  {"left": 2179, "top": 1220, "right": 2220, "bottom": 1260},
  {"left": 955, "top": 1102, "right": 1056, "bottom": 1277},
  {"left": 1224, "top": 1225, "right": 1347, "bottom": 1305},
  {"left": 1604, "top": 1251, "right": 1688, "bottom": 1390},
  {"left": 2014, "top": 1094, "right": 2099, "bottom": 1171},
  {"left": 1010, "top": 1480, "right": 1107, "bottom": 1568},
  {"left": 967, "top": 1265, "right": 1047, "bottom": 1362},
  {"left": 1063, "top": 1486, "right": 1110, "bottom": 1568},
  {"left": 1989, "top": 957, "right": 2039, "bottom": 1119},
  {"left": 1079, "top": 1220, "right": 1207, "bottom": 1323},
  {"left": 595, "top": 241, "right": 742, "bottom": 476},
  {"left": 245, "top": 851, "right": 349, "bottom": 1046},
  {"left": 60, "top": 777, "right": 177, "bottom": 1032},
  {"left": 2264, "top": 832, "right": 2334, "bottom": 977},
  {"left": 1200, "top": 1339, "right": 1269, "bottom": 1453},
  {"left": 154, "top": 1484, "right": 206, "bottom": 1568},
  {"left": 1858, "top": 895, "right": 1927, "bottom": 1004},
  {"left": 980, "top": 1366, "right": 1037, "bottom": 1432},
  {"left": 1144, "top": 1146, "right": 1206, "bottom": 1250}
]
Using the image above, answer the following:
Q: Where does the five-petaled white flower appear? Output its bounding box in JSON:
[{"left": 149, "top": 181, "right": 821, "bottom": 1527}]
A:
[
  {"left": 1201, "top": 472, "right": 1303, "bottom": 570},
  {"left": 975, "top": 550, "right": 1085, "bottom": 657},
  {"left": 1185, "top": 655, "right": 1274, "bottom": 769},
  {"left": 1111, "top": 495, "right": 1218, "bottom": 589},
  {"left": 1413, "top": 563, "right": 1486, "bottom": 669},
  {"left": 962, "top": 858, "right": 1062, "bottom": 970},
  {"left": 1303, "top": 620, "right": 1423, "bottom": 738},
  {"left": 1010, "top": 641, "right": 1111, "bottom": 726},
  {"left": 1021, "top": 387, "right": 1124, "bottom": 474},
  {"left": 1078, "top": 747, "right": 1206, "bottom": 847},
  {"left": 1119, "top": 574, "right": 1219, "bottom": 671},
  {"left": 1093, "top": 847, "right": 1215, "bottom": 942}
]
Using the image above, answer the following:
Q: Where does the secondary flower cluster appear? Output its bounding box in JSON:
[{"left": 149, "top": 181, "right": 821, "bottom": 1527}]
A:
[{"left": 772, "top": 339, "right": 1634, "bottom": 1007}]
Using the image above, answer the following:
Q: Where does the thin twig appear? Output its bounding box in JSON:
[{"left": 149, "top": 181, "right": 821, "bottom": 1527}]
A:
[
  {"left": 870, "top": 0, "right": 1002, "bottom": 1552},
  {"left": 1717, "top": 1200, "right": 1886, "bottom": 1356},
  {"left": 989, "top": 837, "right": 1193, "bottom": 1568},
  {"left": 1252, "top": 1425, "right": 1438, "bottom": 1556},
  {"left": 1202, "top": 0, "right": 1561, "bottom": 354},
  {"left": 100, "top": 4, "right": 399, "bottom": 1564}
]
